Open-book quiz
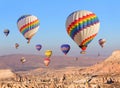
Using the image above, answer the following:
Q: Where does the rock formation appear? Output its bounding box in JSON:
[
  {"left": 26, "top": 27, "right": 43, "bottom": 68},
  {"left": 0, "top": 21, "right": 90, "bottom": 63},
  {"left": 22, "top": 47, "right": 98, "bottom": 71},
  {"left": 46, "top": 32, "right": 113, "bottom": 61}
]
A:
[
  {"left": 0, "top": 50, "right": 120, "bottom": 88},
  {"left": 0, "top": 69, "right": 15, "bottom": 80}
]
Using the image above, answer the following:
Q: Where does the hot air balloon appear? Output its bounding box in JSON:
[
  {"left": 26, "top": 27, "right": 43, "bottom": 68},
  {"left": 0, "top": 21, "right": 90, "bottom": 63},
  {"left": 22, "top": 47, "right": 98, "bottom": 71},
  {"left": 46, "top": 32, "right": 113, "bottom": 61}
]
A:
[
  {"left": 45, "top": 50, "right": 52, "bottom": 58},
  {"left": 4, "top": 29, "right": 10, "bottom": 37},
  {"left": 20, "top": 57, "right": 26, "bottom": 64},
  {"left": 17, "top": 15, "right": 40, "bottom": 44},
  {"left": 98, "top": 39, "right": 106, "bottom": 48},
  {"left": 98, "top": 52, "right": 100, "bottom": 56},
  {"left": 61, "top": 44, "right": 70, "bottom": 55},
  {"left": 66, "top": 10, "right": 100, "bottom": 54},
  {"left": 75, "top": 57, "right": 78, "bottom": 61},
  {"left": 44, "top": 58, "right": 50, "bottom": 66},
  {"left": 36, "top": 44, "right": 42, "bottom": 51},
  {"left": 15, "top": 43, "right": 19, "bottom": 49}
]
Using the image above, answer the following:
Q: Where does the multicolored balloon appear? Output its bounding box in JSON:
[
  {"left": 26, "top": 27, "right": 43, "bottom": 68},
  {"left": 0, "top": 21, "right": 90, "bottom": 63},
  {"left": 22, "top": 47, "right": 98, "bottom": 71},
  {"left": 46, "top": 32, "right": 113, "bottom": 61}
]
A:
[
  {"left": 20, "top": 57, "right": 26, "bottom": 64},
  {"left": 36, "top": 44, "right": 42, "bottom": 51},
  {"left": 4, "top": 29, "right": 10, "bottom": 37},
  {"left": 98, "top": 39, "right": 106, "bottom": 48},
  {"left": 15, "top": 43, "right": 19, "bottom": 49},
  {"left": 66, "top": 10, "right": 100, "bottom": 54},
  {"left": 17, "top": 14, "right": 40, "bottom": 44},
  {"left": 45, "top": 50, "right": 52, "bottom": 58},
  {"left": 61, "top": 44, "right": 70, "bottom": 55},
  {"left": 44, "top": 58, "right": 50, "bottom": 66}
]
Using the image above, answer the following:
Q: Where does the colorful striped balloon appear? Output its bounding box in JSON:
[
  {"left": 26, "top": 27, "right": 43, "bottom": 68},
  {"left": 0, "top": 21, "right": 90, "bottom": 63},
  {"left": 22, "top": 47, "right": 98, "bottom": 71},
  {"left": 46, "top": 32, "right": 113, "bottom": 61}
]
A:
[
  {"left": 66, "top": 10, "right": 100, "bottom": 54},
  {"left": 17, "top": 15, "right": 40, "bottom": 43},
  {"left": 98, "top": 39, "right": 106, "bottom": 48}
]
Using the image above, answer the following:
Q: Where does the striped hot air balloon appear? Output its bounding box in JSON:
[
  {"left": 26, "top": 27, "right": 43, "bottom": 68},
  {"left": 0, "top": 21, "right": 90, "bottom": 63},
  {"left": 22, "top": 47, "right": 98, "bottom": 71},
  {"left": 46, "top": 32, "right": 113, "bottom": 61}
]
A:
[
  {"left": 66, "top": 10, "right": 100, "bottom": 54},
  {"left": 17, "top": 15, "right": 40, "bottom": 44},
  {"left": 98, "top": 39, "right": 106, "bottom": 48}
]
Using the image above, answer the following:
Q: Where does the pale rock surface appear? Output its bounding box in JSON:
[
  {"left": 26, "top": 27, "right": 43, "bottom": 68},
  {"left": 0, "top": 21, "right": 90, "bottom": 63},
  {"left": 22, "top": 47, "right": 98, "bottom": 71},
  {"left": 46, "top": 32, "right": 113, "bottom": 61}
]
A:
[
  {"left": 82, "top": 50, "right": 120, "bottom": 74},
  {"left": 0, "top": 69, "right": 15, "bottom": 80}
]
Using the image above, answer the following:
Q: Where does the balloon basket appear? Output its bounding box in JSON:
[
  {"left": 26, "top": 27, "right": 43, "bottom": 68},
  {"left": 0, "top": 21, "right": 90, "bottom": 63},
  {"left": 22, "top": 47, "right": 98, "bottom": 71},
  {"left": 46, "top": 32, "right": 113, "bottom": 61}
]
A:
[{"left": 80, "top": 51, "right": 86, "bottom": 54}]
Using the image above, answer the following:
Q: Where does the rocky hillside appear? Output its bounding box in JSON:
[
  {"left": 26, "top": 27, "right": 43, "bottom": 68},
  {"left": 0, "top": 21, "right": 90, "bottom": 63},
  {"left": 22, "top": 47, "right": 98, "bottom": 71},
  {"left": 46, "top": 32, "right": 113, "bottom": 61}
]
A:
[
  {"left": 0, "top": 69, "right": 15, "bottom": 80},
  {"left": 81, "top": 50, "right": 120, "bottom": 75},
  {"left": 0, "top": 50, "right": 120, "bottom": 88},
  {"left": 105, "top": 50, "right": 120, "bottom": 62}
]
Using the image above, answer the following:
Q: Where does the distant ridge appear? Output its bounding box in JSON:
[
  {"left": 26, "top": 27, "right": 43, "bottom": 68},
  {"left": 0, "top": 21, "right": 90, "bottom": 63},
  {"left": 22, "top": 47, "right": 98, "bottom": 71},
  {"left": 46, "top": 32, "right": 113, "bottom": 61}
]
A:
[{"left": 0, "top": 54, "right": 104, "bottom": 72}]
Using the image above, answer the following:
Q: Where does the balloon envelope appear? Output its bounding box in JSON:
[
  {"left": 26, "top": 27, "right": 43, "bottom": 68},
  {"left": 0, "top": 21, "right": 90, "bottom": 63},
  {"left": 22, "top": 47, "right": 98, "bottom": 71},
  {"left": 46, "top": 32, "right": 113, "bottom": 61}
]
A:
[
  {"left": 17, "top": 14, "right": 40, "bottom": 43},
  {"left": 98, "top": 39, "right": 106, "bottom": 48},
  {"left": 44, "top": 58, "right": 50, "bottom": 66},
  {"left": 61, "top": 44, "right": 70, "bottom": 55},
  {"left": 4, "top": 29, "right": 10, "bottom": 36},
  {"left": 66, "top": 10, "right": 100, "bottom": 54},
  {"left": 36, "top": 44, "right": 42, "bottom": 51},
  {"left": 45, "top": 50, "right": 52, "bottom": 58}
]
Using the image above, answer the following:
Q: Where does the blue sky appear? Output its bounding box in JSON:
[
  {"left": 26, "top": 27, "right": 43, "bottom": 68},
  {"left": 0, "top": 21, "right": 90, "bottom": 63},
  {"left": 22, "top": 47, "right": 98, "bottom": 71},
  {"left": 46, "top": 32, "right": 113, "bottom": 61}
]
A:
[{"left": 0, "top": 0, "right": 120, "bottom": 56}]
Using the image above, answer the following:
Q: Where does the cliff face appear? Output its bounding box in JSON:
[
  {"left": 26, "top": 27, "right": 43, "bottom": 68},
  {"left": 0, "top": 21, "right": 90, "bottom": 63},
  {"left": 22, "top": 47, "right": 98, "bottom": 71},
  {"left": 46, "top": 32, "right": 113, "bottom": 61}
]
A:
[
  {"left": 0, "top": 69, "right": 15, "bottom": 80},
  {"left": 105, "top": 50, "right": 120, "bottom": 62},
  {"left": 82, "top": 50, "right": 120, "bottom": 74}
]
